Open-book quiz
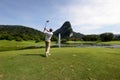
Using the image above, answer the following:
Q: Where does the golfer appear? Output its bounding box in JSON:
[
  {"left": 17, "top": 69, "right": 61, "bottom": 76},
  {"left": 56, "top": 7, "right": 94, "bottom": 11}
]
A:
[{"left": 43, "top": 27, "right": 53, "bottom": 57}]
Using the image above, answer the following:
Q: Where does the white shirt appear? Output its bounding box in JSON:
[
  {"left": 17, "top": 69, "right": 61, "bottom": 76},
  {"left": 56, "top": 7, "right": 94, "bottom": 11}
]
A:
[{"left": 44, "top": 32, "right": 53, "bottom": 42}]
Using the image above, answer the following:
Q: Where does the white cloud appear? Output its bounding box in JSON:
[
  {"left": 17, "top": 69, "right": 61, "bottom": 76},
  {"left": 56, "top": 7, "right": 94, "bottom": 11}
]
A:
[
  {"left": 58, "top": 0, "right": 120, "bottom": 33},
  {"left": 73, "top": 24, "right": 103, "bottom": 34}
]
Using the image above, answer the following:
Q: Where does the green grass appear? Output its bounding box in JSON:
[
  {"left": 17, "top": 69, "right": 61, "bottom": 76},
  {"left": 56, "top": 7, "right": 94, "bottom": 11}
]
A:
[
  {"left": 100, "top": 41, "right": 120, "bottom": 45},
  {"left": 0, "top": 48, "right": 120, "bottom": 80},
  {"left": 0, "top": 40, "right": 40, "bottom": 51},
  {"left": 0, "top": 40, "right": 57, "bottom": 51}
]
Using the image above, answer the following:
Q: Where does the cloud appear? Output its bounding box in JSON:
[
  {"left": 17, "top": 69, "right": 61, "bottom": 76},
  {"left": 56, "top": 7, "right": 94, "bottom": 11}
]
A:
[
  {"left": 0, "top": 0, "right": 120, "bottom": 34},
  {"left": 58, "top": 0, "right": 120, "bottom": 33},
  {"left": 73, "top": 24, "right": 103, "bottom": 34}
]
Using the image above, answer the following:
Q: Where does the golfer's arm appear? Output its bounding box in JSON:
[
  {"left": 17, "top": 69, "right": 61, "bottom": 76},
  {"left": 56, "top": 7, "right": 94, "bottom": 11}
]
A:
[
  {"left": 43, "top": 28, "right": 49, "bottom": 33},
  {"left": 45, "top": 28, "right": 49, "bottom": 32}
]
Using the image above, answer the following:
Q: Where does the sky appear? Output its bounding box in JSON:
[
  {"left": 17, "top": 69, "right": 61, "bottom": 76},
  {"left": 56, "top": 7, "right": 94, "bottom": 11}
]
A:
[{"left": 0, "top": 0, "right": 120, "bottom": 34}]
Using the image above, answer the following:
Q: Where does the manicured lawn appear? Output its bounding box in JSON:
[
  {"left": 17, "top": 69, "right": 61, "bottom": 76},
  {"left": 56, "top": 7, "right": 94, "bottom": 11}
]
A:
[
  {"left": 0, "top": 48, "right": 120, "bottom": 80},
  {"left": 0, "top": 40, "right": 40, "bottom": 51},
  {"left": 100, "top": 41, "right": 120, "bottom": 45},
  {"left": 0, "top": 40, "right": 57, "bottom": 51}
]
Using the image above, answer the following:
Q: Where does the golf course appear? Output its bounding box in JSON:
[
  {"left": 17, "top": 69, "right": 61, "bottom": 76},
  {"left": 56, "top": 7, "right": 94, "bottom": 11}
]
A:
[
  {"left": 1, "top": 0, "right": 120, "bottom": 79},
  {"left": 0, "top": 40, "right": 120, "bottom": 80}
]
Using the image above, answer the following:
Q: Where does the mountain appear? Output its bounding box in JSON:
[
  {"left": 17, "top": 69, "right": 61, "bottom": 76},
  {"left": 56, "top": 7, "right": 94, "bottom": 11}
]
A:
[
  {"left": 0, "top": 21, "right": 84, "bottom": 41},
  {"left": 54, "top": 21, "right": 84, "bottom": 40},
  {"left": 0, "top": 25, "right": 44, "bottom": 41},
  {"left": 54, "top": 21, "right": 73, "bottom": 38}
]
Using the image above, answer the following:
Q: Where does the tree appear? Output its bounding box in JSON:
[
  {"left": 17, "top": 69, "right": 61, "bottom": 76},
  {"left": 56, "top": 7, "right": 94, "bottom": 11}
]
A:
[
  {"left": 82, "top": 35, "right": 99, "bottom": 41},
  {"left": 51, "top": 35, "right": 58, "bottom": 42},
  {"left": 114, "top": 34, "right": 120, "bottom": 40},
  {"left": 0, "top": 25, "right": 43, "bottom": 41},
  {"left": 100, "top": 32, "right": 114, "bottom": 41}
]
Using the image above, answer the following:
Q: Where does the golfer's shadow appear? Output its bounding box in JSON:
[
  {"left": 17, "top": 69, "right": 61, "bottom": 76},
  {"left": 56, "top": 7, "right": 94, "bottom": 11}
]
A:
[
  {"left": 40, "top": 54, "right": 46, "bottom": 57},
  {"left": 21, "top": 54, "right": 46, "bottom": 57}
]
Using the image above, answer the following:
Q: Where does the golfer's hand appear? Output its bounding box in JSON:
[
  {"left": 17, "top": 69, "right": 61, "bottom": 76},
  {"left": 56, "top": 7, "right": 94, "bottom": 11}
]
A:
[{"left": 44, "top": 27, "right": 46, "bottom": 30}]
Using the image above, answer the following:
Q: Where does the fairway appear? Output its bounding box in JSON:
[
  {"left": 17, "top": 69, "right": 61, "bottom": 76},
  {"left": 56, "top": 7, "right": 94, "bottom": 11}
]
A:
[{"left": 0, "top": 48, "right": 120, "bottom": 80}]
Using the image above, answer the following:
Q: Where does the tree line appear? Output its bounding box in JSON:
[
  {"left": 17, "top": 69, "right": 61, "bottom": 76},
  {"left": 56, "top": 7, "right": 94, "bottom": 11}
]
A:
[
  {"left": 82, "top": 32, "right": 120, "bottom": 41},
  {"left": 0, "top": 25, "right": 45, "bottom": 42},
  {"left": 0, "top": 25, "right": 120, "bottom": 42}
]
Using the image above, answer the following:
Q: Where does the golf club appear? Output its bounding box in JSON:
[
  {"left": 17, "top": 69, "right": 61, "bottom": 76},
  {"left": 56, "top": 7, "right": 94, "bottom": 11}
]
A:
[{"left": 45, "top": 20, "right": 49, "bottom": 29}]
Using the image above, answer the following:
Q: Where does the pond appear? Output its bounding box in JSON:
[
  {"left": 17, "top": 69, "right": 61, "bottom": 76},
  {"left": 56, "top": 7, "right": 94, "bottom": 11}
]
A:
[{"left": 55, "top": 43, "right": 120, "bottom": 48}]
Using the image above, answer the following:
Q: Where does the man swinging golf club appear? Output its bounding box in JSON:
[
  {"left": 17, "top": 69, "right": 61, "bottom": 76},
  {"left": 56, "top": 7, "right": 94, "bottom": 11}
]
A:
[{"left": 43, "top": 20, "right": 53, "bottom": 57}]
